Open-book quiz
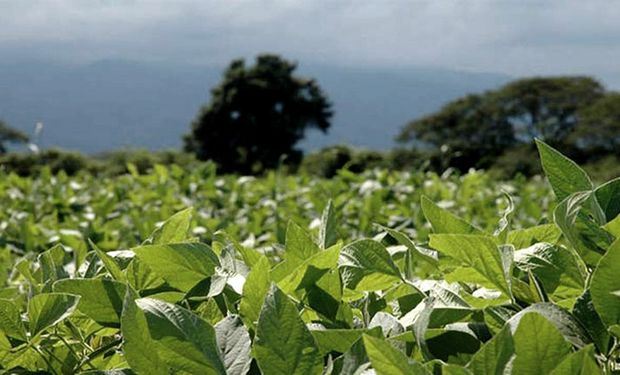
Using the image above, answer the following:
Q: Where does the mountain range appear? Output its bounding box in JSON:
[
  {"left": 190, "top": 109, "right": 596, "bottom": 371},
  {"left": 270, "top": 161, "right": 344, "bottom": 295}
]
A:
[{"left": 0, "top": 60, "right": 511, "bottom": 153}]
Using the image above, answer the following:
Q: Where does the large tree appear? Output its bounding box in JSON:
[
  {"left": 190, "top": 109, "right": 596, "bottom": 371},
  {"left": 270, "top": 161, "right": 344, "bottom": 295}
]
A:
[
  {"left": 570, "top": 93, "right": 620, "bottom": 157},
  {"left": 0, "top": 120, "right": 29, "bottom": 154},
  {"left": 490, "top": 76, "right": 604, "bottom": 145},
  {"left": 397, "top": 93, "right": 516, "bottom": 169},
  {"left": 184, "top": 54, "right": 332, "bottom": 174},
  {"left": 397, "top": 76, "right": 606, "bottom": 170}
]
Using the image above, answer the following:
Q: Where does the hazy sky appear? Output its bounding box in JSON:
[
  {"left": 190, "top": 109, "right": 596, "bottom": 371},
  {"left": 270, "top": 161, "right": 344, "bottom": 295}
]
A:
[{"left": 2, "top": 0, "right": 620, "bottom": 86}]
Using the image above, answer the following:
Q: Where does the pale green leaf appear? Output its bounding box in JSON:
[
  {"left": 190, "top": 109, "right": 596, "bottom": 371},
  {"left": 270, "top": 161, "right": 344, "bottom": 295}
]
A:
[
  {"left": 239, "top": 255, "right": 271, "bottom": 329},
  {"left": 511, "top": 312, "right": 571, "bottom": 374},
  {"left": 536, "top": 139, "right": 592, "bottom": 202},
  {"left": 421, "top": 196, "right": 481, "bottom": 234},
  {"left": 144, "top": 207, "right": 194, "bottom": 245},
  {"left": 429, "top": 234, "right": 512, "bottom": 297},
  {"left": 591, "top": 238, "right": 620, "bottom": 327},
  {"left": 132, "top": 242, "right": 219, "bottom": 291},
  {"left": 53, "top": 278, "right": 126, "bottom": 327},
  {"left": 363, "top": 334, "right": 427, "bottom": 375}
]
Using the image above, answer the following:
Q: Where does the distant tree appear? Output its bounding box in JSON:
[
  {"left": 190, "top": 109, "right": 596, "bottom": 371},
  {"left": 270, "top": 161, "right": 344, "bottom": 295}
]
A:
[
  {"left": 0, "top": 120, "right": 29, "bottom": 154},
  {"left": 490, "top": 77, "right": 604, "bottom": 145},
  {"left": 397, "top": 76, "right": 606, "bottom": 170},
  {"left": 184, "top": 54, "right": 332, "bottom": 174},
  {"left": 397, "top": 94, "right": 516, "bottom": 170},
  {"left": 570, "top": 93, "right": 620, "bottom": 157}
]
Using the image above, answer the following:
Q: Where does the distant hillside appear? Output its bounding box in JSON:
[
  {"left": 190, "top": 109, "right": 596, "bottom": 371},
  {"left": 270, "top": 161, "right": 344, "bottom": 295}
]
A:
[{"left": 0, "top": 60, "right": 510, "bottom": 153}]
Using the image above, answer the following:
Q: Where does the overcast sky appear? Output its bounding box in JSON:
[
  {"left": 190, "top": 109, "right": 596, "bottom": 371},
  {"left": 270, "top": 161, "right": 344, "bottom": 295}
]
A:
[{"left": 2, "top": 0, "right": 620, "bottom": 87}]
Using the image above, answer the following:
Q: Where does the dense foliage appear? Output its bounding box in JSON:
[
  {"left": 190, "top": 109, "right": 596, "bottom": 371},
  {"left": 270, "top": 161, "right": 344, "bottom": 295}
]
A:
[
  {"left": 398, "top": 76, "right": 620, "bottom": 171},
  {"left": 1, "top": 141, "right": 620, "bottom": 374},
  {"left": 184, "top": 54, "right": 333, "bottom": 174}
]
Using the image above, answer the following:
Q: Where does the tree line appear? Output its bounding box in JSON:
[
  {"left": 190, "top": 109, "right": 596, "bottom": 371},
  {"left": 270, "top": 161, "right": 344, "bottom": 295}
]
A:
[
  {"left": 397, "top": 76, "right": 620, "bottom": 173},
  {"left": 2, "top": 54, "right": 620, "bottom": 177}
]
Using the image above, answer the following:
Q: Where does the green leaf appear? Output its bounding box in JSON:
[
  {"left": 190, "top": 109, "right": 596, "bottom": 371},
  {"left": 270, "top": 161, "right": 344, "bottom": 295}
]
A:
[
  {"left": 483, "top": 306, "right": 515, "bottom": 335},
  {"left": 311, "top": 328, "right": 375, "bottom": 355},
  {"left": 125, "top": 257, "right": 165, "bottom": 292},
  {"left": 549, "top": 344, "right": 602, "bottom": 375},
  {"left": 333, "top": 338, "right": 370, "bottom": 374},
  {"left": 239, "top": 255, "right": 271, "bottom": 329},
  {"left": 411, "top": 297, "right": 435, "bottom": 361},
  {"left": 536, "top": 139, "right": 592, "bottom": 202},
  {"left": 508, "top": 303, "right": 590, "bottom": 349},
  {"left": 433, "top": 363, "right": 472, "bottom": 375},
  {"left": 429, "top": 234, "right": 512, "bottom": 297},
  {"left": 511, "top": 312, "right": 571, "bottom": 375},
  {"left": 254, "top": 285, "right": 322, "bottom": 375},
  {"left": 38, "top": 244, "right": 69, "bottom": 289},
  {"left": 284, "top": 221, "right": 320, "bottom": 266},
  {"left": 594, "top": 177, "right": 620, "bottom": 222},
  {"left": 507, "top": 224, "right": 561, "bottom": 249},
  {"left": 591, "top": 238, "right": 620, "bottom": 327},
  {"left": 425, "top": 327, "right": 482, "bottom": 365},
  {"left": 132, "top": 242, "right": 219, "bottom": 291},
  {"left": 53, "top": 278, "right": 126, "bottom": 327},
  {"left": 339, "top": 239, "right": 402, "bottom": 291},
  {"left": 0, "top": 299, "right": 27, "bottom": 341},
  {"left": 214, "top": 315, "right": 252, "bottom": 375},
  {"left": 380, "top": 226, "right": 438, "bottom": 271},
  {"left": 421, "top": 196, "right": 480, "bottom": 234},
  {"left": 603, "top": 213, "right": 620, "bottom": 238},
  {"left": 363, "top": 334, "right": 427, "bottom": 375},
  {"left": 91, "top": 239, "right": 126, "bottom": 282},
  {"left": 466, "top": 325, "right": 514, "bottom": 375},
  {"left": 136, "top": 297, "right": 226, "bottom": 374},
  {"left": 514, "top": 243, "right": 586, "bottom": 304},
  {"left": 319, "top": 199, "right": 338, "bottom": 249},
  {"left": 276, "top": 244, "right": 340, "bottom": 295},
  {"left": 554, "top": 191, "right": 611, "bottom": 265},
  {"left": 214, "top": 231, "right": 264, "bottom": 268},
  {"left": 121, "top": 288, "right": 168, "bottom": 375},
  {"left": 144, "top": 207, "right": 194, "bottom": 245},
  {"left": 572, "top": 290, "right": 610, "bottom": 354},
  {"left": 28, "top": 292, "right": 80, "bottom": 336}
]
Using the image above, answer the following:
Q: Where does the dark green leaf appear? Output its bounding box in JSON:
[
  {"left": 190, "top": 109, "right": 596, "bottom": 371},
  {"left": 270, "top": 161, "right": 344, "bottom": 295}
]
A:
[
  {"left": 28, "top": 292, "right": 80, "bottom": 336},
  {"left": 319, "top": 200, "right": 338, "bottom": 249},
  {"left": 338, "top": 239, "right": 401, "bottom": 291},
  {"left": 254, "top": 285, "right": 322, "bottom": 375}
]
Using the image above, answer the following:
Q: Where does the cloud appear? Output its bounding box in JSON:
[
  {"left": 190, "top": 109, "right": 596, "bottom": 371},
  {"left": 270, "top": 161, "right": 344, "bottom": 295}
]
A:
[{"left": 1, "top": 0, "right": 620, "bottom": 85}]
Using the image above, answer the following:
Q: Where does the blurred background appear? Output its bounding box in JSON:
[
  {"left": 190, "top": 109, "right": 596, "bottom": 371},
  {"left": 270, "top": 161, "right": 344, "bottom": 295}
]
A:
[{"left": 1, "top": 1, "right": 620, "bottom": 179}]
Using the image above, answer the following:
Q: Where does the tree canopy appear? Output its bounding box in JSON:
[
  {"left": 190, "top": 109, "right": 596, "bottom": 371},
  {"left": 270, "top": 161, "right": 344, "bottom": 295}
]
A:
[
  {"left": 397, "top": 76, "right": 614, "bottom": 170},
  {"left": 0, "top": 120, "right": 28, "bottom": 154},
  {"left": 571, "top": 93, "right": 620, "bottom": 156},
  {"left": 184, "top": 54, "right": 332, "bottom": 174}
]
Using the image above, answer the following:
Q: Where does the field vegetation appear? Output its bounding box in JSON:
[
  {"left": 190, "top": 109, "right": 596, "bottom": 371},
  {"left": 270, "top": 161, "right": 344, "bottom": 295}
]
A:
[{"left": 1, "top": 141, "right": 619, "bottom": 374}]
